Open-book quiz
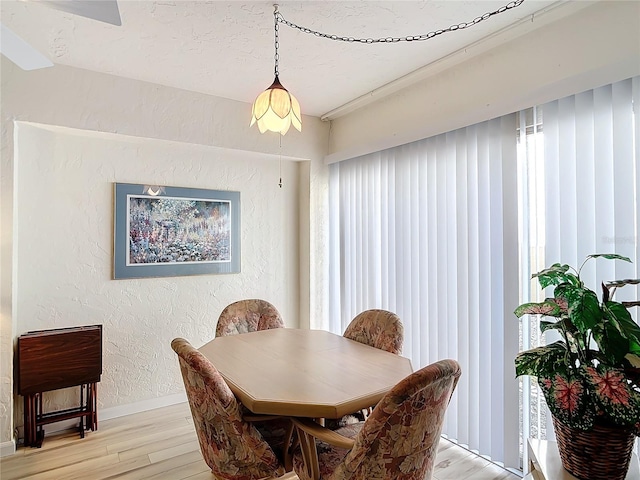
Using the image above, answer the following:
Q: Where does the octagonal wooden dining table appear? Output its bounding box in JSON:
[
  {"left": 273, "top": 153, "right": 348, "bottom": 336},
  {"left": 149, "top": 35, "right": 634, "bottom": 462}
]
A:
[{"left": 198, "top": 328, "right": 413, "bottom": 419}]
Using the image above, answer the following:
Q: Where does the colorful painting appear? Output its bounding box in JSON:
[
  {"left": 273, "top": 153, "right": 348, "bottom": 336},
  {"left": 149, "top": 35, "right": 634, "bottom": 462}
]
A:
[{"left": 114, "top": 183, "right": 240, "bottom": 279}]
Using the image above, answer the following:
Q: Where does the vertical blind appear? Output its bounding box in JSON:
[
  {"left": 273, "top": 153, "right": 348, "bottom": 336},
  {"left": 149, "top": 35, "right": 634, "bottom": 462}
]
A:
[
  {"left": 328, "top": 75, "right": 639, "bottom": 470},
  {"left": 519, "top": 76, "right": 639, "bottom": 451},
  {"left": 328, "top": 115, "right": 521, "bottom": 469}
]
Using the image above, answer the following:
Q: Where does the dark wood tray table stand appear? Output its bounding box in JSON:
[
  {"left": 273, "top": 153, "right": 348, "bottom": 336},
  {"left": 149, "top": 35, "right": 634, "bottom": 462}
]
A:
[{"left": 18, "top": 325, "right": 102, "bottom": 448}]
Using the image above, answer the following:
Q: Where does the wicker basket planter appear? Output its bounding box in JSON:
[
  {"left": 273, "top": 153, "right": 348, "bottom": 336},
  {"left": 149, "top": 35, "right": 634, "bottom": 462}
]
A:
[{"left": 552, "top": 415, "right": 636, "bottom": 480}]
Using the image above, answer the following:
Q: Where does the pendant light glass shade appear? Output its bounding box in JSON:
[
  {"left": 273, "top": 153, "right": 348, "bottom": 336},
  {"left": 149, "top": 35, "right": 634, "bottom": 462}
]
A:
[{"left": 250, "top": 75, "right": 302, "bottom": 135}]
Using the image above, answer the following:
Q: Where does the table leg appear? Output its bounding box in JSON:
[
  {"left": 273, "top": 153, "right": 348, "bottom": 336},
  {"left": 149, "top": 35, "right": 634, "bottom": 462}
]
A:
[
  {"left": 91, "top": 383, "right": 98, "bottom": 431},
  {"left": 34, "top": 393, "right": 44, "bottom": 447},
  {"left": 23, "top": 395, "right": 35, "bottom": 447},
  {"left": 296, "top": 427, "right": 320, "bottom": 480},
  {"left": 79, "top": 384, "right": 85, "bottom": 438}
]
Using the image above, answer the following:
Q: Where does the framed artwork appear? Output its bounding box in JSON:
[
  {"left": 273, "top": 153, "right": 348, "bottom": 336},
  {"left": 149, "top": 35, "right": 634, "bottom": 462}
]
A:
[{"left": 113, "top": 183, "right": 240, "bottom": 279}]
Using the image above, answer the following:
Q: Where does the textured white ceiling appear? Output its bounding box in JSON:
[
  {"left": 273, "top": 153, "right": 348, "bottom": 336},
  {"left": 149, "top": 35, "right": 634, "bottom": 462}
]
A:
[{"left": 2, "top": 0, "right": 565, "bottom": 118}]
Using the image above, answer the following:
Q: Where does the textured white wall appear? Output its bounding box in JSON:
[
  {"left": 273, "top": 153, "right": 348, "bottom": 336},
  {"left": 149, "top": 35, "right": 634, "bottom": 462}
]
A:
[
  {"left": 14, "top": 121, "right": 300, "bottom": 414},
  {"left": 1, "top": 59, "right": 330, "bottom": 453}
]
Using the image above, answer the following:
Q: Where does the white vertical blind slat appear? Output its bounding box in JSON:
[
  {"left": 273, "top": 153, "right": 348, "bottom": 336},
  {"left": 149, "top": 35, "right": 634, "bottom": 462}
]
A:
[
  {"left": 633, "top": 77, "right": 640, "bottom": 323},
  {"left": 499, "top": 115, "right": 521, "bottom": 467},
  {"left": 489, "top": 118, "right": 506, "bottom": 462},
  {"left": 476, "top": 121, "right": 494, "bottom": 455},
  {"left": 612, "top": 80, "right": 637, "bottom": 287},
  {"left": 455, "top": 128, "right": 470, "bottom": 447},
  {"left": 466, "top": 126, "right": 481, "bottom": 453}
]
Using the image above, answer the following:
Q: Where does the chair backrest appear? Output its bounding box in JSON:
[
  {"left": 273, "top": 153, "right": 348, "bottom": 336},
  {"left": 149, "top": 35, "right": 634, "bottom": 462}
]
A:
[
  {"left": 171, "top": 338, "right": 285, "bottom": 479},
  {"left": 343, "top": 309, "right": 404, "bottom": 354},
  {"left": 332, "top": 359, "right": 461, "bottom": 480},
  {"left": 216, "top": 299, "right": 284, "bottom": 337}
]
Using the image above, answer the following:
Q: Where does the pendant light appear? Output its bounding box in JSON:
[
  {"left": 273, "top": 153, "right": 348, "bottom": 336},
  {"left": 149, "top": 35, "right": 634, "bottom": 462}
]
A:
[{"left": 250, "top": 5, "right": 302, "bottom": 135}]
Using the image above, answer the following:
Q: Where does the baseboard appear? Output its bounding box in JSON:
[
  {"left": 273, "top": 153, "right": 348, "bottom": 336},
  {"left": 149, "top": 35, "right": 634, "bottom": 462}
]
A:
[
  {"left": 0, "top": 439, "right": 16, "bottom": 457},
  {"left": 99, "top": 392, "right": 187, "bottom": 421}
]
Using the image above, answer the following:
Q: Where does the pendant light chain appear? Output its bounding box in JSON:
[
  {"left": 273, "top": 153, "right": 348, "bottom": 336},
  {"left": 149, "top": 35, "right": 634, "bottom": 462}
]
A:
[
  {"left": 275, "top": 0, "right": 524, "bottom": 44},
  {"left": 273, "top": 5, "right": 280, "bottom": 78}
]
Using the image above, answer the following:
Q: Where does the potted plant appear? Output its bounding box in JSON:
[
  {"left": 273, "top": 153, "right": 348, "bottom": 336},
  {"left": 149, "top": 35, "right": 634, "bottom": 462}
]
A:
[{"left": 515, "top": 254, "right": 640, "bottom": 480}]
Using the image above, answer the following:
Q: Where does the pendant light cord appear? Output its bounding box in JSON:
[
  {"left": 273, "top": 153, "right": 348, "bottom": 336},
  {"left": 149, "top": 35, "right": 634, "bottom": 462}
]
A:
[
  {"left": 279, "top": 133, "right": 283, "bottom": 188},
  {"left": 274, "top": 0, "right": 524, "bottom": 44}
]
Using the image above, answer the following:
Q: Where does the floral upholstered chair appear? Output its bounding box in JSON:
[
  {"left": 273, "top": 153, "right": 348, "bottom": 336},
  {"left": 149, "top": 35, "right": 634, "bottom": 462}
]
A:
[
  {"left": 215, "top": 299, "right": 284, "bottom": 337},
  {"left": 171, "top": 338, "right": 292, "bottom": 479},
  {"left": 291, "top": 359, "right": 461, "bottom": 480},
  {"left": 330, "top": 309, "right": 404, "bottom": 426},
  {"left": 343, "top": 309, "right": 403, "bottom": 355}
]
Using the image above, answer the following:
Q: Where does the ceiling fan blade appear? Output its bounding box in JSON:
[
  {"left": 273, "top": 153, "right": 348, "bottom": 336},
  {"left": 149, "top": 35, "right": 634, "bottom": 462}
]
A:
[
  {"left": 0, "top": 23, "right": 53, "bottom": 70},
  {"left": 34, "top": 0, "right": 121, "bottom": 26}
]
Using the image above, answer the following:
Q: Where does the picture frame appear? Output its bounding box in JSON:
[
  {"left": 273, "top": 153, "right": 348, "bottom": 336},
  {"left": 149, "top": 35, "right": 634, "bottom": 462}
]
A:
[{"left": 113, "top": 183, "right": 240, "bottom": 279}]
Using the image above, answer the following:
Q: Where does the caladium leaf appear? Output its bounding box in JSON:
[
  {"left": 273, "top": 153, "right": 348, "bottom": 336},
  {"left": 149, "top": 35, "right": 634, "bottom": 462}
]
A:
[
  {"left": 550, "top": 296, "right": 569, "bottom": 313},
  {"left": 538, "top": 370, "right": 594, "bottom": 430},
  {"left": 583, "top": 365, "right": 640, "bottom": 427},
  {"left": 514, "top": 301, "right": 561, "bottom": 318},
  {"left": 515, "top": 341, "right": 567, "bottom": 378}
]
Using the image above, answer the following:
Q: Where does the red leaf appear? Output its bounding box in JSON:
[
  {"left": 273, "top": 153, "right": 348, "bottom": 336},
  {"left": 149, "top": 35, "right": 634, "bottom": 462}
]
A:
[
  {"left": 586, "top": 367, "right": 631, "bottom": 406},
  {"left": 552, "top": 375, "right": 583, "bottom": 414}
]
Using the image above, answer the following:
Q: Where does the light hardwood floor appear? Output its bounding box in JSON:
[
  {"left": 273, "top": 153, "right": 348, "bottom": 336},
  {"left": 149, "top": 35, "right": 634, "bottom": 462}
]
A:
[{"left": 0, "top": 402, "right": 521, "bottom": 480}]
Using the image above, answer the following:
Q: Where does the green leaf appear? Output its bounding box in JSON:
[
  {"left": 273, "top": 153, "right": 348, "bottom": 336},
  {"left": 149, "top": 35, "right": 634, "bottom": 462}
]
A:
[
  {"left": 592, "top": 322, "right": 629, "bottom": 365},
  {"left": 515, "top": 341, "right": 568, "bottom": 378},
  {"left": 606, "top": 301, "right": 640, "bottom": 338},
  {"left": 514, "top": 301, "right": 561, "bottom": 318},
  {"left": 587, "top": 253, "right": 632, "bottom": 263},
  {"left": 532, "top": 264, "right": 578, "bottom": 289},
  {"left": 554, "top": 283, "right": 580, "bottom": 305},
  {"left": 567, "top": 288, "right": 601, "bottom": 333},
  {"left": 602, "top": 301, "right": 640, "bottom": 360},
  {"left": 629, "top": 339, "right": 640, "bottom": 356},
  {"left": 540, "top": 320, "right": 563, "bottom": 334}
]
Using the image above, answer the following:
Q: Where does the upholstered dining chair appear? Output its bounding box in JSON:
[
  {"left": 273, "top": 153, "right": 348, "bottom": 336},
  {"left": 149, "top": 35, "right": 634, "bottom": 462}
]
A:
[
  {"left": 343, "top": 309, "right": 404, "bottom": 355},
  {"left": 215, "top": 299, "right": 284, "bottom": 337},
  {"left": 171, "top": 338, "right": 295, "bottom": 479},
  {"left": 291, "top": 359, "right": 462, "bottom": 480},
  {"left": 329, "top": 309, "right": 404, "bottom": 427}
]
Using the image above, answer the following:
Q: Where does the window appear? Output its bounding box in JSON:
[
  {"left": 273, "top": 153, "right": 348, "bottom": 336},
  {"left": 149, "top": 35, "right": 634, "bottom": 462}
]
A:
[{"left": 328, "top": 76, "right": 639, "bottom": 471}]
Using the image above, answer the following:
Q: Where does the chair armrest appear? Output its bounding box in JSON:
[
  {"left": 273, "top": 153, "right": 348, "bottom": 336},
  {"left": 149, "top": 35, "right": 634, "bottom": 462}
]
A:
[{"left": 292, "top": 418, "right": 355, "bottom": 450}]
